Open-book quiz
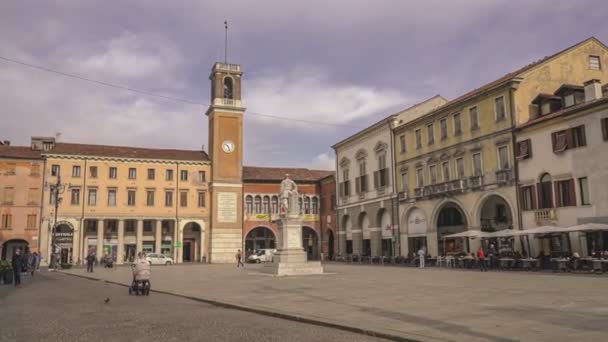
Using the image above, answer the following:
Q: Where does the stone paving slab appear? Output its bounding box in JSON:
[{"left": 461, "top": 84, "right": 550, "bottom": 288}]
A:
[{"left": 63, "top": 263, "right": 608, "bottom": 342}]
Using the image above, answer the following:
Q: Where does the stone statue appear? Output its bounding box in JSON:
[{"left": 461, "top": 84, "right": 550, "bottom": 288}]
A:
[{"left": 279, "top": 174, "right": 298, "bottom": 215}]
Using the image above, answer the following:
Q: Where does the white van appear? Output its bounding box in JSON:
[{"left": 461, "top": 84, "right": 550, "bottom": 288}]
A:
[{"left": 247, "top": 249, "right": 276, "bottom": 263}]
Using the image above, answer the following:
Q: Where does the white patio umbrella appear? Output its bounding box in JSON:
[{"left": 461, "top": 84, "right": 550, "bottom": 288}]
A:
[
  {"left": 443, "top": 230, "right": 487, "bottom": 238},
  {"left": 515, "top": 225, "right": 566, "bottom": 236},
  {"left": 484, "top": 229, "right": 520, "bottom": 238},
  {"left": 554, "top": 223, "right": 608, "bottom": 233}
]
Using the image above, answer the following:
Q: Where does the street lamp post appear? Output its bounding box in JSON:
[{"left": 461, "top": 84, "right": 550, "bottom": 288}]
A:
[{"left": 44, "top": 175, "right": 70, "bottom": 270}]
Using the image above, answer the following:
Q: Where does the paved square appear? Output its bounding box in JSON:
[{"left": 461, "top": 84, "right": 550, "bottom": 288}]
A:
[{"left": 64, "top": 264, "right": 608, "bottom": 342}]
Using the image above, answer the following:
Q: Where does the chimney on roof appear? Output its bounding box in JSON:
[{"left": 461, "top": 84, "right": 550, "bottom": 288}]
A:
[
  {"left": 1, "top": 140, "right": 9, "bottom": 146},
  {"left": 584, "top": 79, "right": 602, "bottom": 102}
]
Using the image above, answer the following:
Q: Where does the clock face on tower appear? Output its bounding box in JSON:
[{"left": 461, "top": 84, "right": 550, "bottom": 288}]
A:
[{"left": 222, "top": 140, "right": 235, "bottom": 153}]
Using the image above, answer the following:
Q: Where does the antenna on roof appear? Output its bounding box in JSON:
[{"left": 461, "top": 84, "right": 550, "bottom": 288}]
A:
[
  {"left": 224, "top": 20, "right": 228, "bottom": 64},
  {"left": 55, "top": 132, "right": 62, "bottom": 141}
]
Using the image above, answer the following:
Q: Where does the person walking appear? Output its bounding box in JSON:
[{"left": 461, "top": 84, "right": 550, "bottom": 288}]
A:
[
  {"left": 86, "top": 252, "right": 95, "bottom": 273},
  {"left": 30, "top": 252, "right": 38, "bottom": 276},
  {"left": 417, "top": 246, "right": 426, "bottom": 268},
  {"left": 236, "top": 249, "right": 244, "bottom": 268},
  {"left": 11, "top": 249, "right": 22, "bottom": 287},
  {"left": 477, "top": 246, "right": 487, "bottom": 272},
  {"left": 488, "top": 244, "right": 496, "bottom": 270}
]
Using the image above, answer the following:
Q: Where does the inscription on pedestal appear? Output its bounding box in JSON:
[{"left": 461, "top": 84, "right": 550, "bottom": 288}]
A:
[
  {"left": 286, "top": 229, "right": 301, "bottom": 249},
  {"left": 217, "top": 192, "right": 237, "bottom": 223}
]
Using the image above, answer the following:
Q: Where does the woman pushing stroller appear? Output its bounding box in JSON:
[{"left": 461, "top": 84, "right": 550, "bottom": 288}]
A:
[{"left": 129, "top": 252, "right": 151, "bottom": 296}]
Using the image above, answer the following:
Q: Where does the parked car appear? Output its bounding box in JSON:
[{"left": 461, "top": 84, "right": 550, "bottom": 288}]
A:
[
  {"left": 146, "top": 253, "right": 173, "bottom": 265},
  {"left": 247, "top": 249, "right": 276, "bottom": 263}
]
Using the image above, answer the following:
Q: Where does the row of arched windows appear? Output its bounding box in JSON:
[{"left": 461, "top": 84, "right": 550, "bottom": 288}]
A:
[{"left": 245, "top": 195, "right": 319, "bottom": 215}]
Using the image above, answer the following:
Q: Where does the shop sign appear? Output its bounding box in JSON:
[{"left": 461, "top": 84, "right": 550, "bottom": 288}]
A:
[{"left": 54, "top": 231, "right": 73, "bottom": 248}]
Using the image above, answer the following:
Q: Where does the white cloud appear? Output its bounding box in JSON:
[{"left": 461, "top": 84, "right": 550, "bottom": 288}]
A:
[
  {"left": 310, "top": 152, "right": 336, "bottom": 171},
  {"left": 245, "top": 67, "right": 406, "bottom": 128},
  {"left": 69, "top": 32, "right": 183, "bottom": 84}
]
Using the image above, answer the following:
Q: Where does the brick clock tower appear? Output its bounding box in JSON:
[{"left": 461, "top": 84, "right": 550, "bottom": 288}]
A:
[{"left": 206, "top": 62, "right": 245, "bottom": 263}]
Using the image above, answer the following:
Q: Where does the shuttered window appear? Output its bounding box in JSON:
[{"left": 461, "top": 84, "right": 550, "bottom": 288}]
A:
[
  {"left": 555, "top": 179, "right": 576, "bottom": 207},
  {"left": 551, "top": 125, "right": 586, "bottom": 153},
  {"left": 520, "top": 185, "right": 537, "bottom": 211},
  {"left": 516, "top": 139, "right": 532, "bottom": 160}
]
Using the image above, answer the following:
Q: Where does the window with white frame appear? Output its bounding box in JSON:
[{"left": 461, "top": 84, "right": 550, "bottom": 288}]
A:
[
  {"left": 400, "top": 171, "right": 408, "bottom": 192},
  {"left": 87, "top": 188, "right": 97, "bottom": 206},
  {"left": 245, "top": 195, "right": 253, "bottom": 213},
  {"left": 442, "top": 161, "right": 450, "bottom": 182},
  {"left": 108, "top": 188, "right": 117, "bottom": 206},
  {"left": 453, "top": 113, "right": 462, "bottom": 135},
  {"left": 109, "top": 167, "right": 117, "bottom": 179},
  {"left": 415, "top": 129, "right": 422, "bottom": 149},
  {"left": 456, "top": 157, "right": 465, "bottom": 179},
  {"left": 254, "top": 196, "right": 261, "bottom": 214},
  {"left": 429, "top": 165, "right": 437, "bottom": 184},
  {"left": 495, "top": 96, "right": 506, "bottom": 121},
  {"left": 427, "top": 123, "right": 434, "bottom": 145},
  {"left": 416, "top": 168, "right": 424, "bottom": 188},
  {"left": 440, "top": 118, "right": 448, "bottom": 140},
  {"left": 498, "top": 145, "right": 510, "bottom": 170},
  {"left": 72, "top": 165, "right": 81, "bottom": 177},
  {"left": 472, "top": 152, "right": 482, "bottom": 176},
  {"left": 271, "top": 196, "right": 278, "bottom": 213},
  {"left": 579, "top": 177, "right": 590, "bottom": 205},
  {"left": 399, "top": 134, "right": 406, "bottom": 153},
  {"left": 470, "top": 106, "right": 479, "bottom": 130},
  {"left": 127, "top": 189, "right": 136, "bottom": 206},
  {"left": 589, "top": 55, "right": 601, "bottom": 70},
  {"left": 146, "top": 190, "right": 155, "bottom": 206}
]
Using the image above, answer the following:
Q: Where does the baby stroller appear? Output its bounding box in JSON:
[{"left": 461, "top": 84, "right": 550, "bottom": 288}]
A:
[{"left": 128, "top": 260, "right": 151, "bottom": 296}]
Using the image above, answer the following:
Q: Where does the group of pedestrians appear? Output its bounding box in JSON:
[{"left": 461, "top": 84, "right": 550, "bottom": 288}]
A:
[{"left": 10, "top": 248, "right": 41, "bottom": 287}]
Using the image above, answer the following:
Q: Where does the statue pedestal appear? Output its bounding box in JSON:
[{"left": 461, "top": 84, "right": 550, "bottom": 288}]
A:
[{"left": 261, "top": 215, "right": 324, "bottom": 276}]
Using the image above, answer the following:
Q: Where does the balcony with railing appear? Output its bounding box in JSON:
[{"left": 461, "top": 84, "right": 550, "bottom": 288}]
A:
[
  {"left": 469, "top": 175, "right": 484, "bottom": 189},
  {"left": 414, "top": 178, "right": 470, "bottom": 200},
  {"left": 535, "top": 208, "right": 557, "bottom": 223},
  {"left": 495, "top": 169, "right": 513, "bottom": 186}
]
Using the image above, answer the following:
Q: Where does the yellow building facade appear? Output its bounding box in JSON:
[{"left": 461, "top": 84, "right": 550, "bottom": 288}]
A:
[
  {"left": 0, "top": 144, "right": 44, "bottom": 259},
  {"left": 394, "top": 37, "right": 608, "bottom": 257},
  {"left": 37, "top": 139, "right": 211, "bottom": 265}
]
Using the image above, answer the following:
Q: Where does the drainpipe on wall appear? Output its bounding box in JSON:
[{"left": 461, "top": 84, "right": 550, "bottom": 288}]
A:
[
  {"left": 175, "top": 162, "right": 180, "bottom": 263},
  {"left": 37, "top": 155, "right": 47, "bottom": 257},
  {"left": 79, "top": 158, "right": 88, "bottom": 265},
  {"left": 388, "top": 118, "right": 400, "bottom": 256},
  {"left": 509, "top": 81, "right": 524, "bottom": 238},
  {"left": 332, "top": 147, "right": 339, "bottom": 256}
]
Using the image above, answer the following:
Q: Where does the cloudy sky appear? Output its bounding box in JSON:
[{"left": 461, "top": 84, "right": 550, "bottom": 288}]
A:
[{"left": 1, "top": 1, "right": 607, "bottom": 170}]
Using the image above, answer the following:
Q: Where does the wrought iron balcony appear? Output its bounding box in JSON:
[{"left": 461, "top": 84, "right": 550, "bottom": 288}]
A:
[{"left": 398, "top": 191, "right": 409, "bottom": 201}]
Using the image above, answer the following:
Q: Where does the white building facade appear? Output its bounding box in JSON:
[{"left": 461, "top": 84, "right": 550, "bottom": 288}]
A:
[{"left": 516, "top": 79, "right": 608, "bottom": 257}]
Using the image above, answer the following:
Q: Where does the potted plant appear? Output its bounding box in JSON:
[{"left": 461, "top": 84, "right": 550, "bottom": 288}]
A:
[{"left": 0, "top": 260, "right": 13, "bottom": 285}]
